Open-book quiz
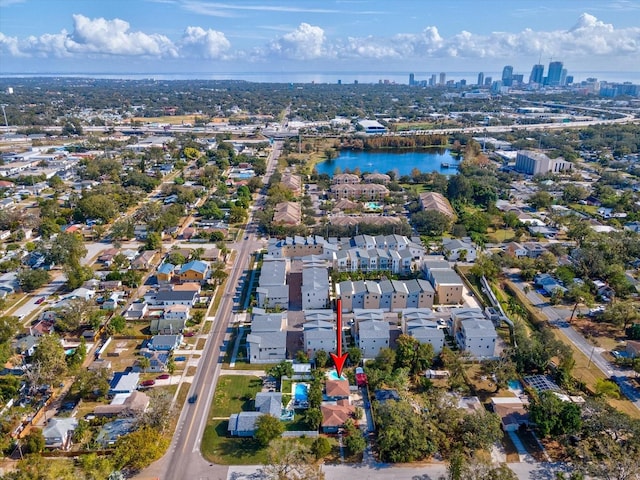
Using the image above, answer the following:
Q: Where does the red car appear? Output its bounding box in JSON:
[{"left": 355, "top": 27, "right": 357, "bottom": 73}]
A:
[
  {"left": 140, "top": 379, "right": 155, "bottom": 387},
  {"left": 156, "top": 374, "right": 170, "bottom": 380},
  {"left": 35, "top": 297, "right": 46, "bottom": 305},
  {"left": 184, "top": 332, "right": 195, "bottom": 337}
]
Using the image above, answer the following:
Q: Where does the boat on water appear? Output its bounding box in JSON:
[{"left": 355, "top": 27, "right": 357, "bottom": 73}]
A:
[{"left": 440, "top": 162, "right": 450, "bottom": 168}]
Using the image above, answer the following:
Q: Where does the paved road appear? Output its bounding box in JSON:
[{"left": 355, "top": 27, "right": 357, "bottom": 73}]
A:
[
  {"left": 226, "top": 460, "right": 571, "bottom": 480},
  {"left": 137, "top": 141, "right": 282, "bottom": 480},
  {"left": 508, "top": 274, "right": 640, "bottom": 410}
]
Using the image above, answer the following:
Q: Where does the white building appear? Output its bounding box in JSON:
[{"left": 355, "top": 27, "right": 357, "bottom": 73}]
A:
[
  {"left": 515, "top": 150, "right": 573, "bottom": 176},
  {"left": 456, "top": 318, "right": 498, "bottom": 358},
  {"left": 301, "top": 267, "right": 330, "bottom": 309},
  {"left": 357, "top": 313, "right": 390, "bottom": 358},
  {"left": 303, "top": 317, "right": 336, "bottom": 357}
]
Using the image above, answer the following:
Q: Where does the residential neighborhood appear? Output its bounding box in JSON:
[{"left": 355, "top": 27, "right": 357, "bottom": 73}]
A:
[{"left": 0, "top": 74, "right": 639, "bottom": 480}]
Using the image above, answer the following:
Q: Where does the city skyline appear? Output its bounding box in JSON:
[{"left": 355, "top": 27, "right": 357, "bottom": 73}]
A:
[{"left": 1, "top": 0, "right": 640, "bottom": 79}]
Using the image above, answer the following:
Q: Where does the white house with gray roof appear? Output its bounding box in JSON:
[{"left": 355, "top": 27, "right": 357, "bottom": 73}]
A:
[
  {"left": 403, "top": 308, "right": 445, "bottom": 353},
  {"left": 301, "top": 266, "right": 330, "bottom": 309},
  {"left": 303, "top": 317, "right": 336, "bottom": 357},
  {"left": 357, "top": 315, "right": 390, "bottom": 358},
  {"left": 456, "top": 318, "right": 498, "bottom": 358},
  {"left": 442, "top": 238, "right": 477, "bottom": 262}
]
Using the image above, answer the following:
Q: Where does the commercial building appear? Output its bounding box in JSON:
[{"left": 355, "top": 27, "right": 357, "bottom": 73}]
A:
[{"left": 515, "top": 150, "right": 573, "bottom": 175}]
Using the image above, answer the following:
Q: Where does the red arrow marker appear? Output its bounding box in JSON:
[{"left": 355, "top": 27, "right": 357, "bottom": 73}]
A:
[{"left": 330, "top": 299, "right": 349, "bottom": 378}]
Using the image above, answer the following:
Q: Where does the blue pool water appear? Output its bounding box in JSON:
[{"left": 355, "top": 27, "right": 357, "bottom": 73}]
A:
[
  {"left": 508, "top": 380, "right": 523, "bottom": 391},
  {"left": 327, "top": 370, "right": 347, "bottom": 381},
  {"left": 294, "top": 383, "right": 309, "bottom": 403}
]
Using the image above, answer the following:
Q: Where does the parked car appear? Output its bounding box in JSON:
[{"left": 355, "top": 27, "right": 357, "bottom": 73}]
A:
[
  {"left": 156, "top": 374, "right": 170, "bottom": 380},
  {"left": 183, "top": 332, "right": 195, "bottom": 337},
  {"left": 174, "top": 356, "right": 186, "bottom": 362},
  {"left": 140, "top": 379, "right": 155, "bottom": 387}
]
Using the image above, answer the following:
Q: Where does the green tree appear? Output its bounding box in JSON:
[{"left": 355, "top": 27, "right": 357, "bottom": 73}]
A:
[
  {"left": 395, "top": 334, "right": 434, "bottom": 375},
  {"left": 603, "top": 300, "right": 639, "bottom": 330},
  {"left": 343, "top": 419, "right": 366, "bottom": 456},
  {"left": 109, "top": 315, "right": 127, "bottom": 334},
  {"left": 30, "top": 333, "right": 67, "bottom": 388},
  {"left": 145, "top": 232, "right": 162, "bottom": 250},
  {"left": 267, "top": 361, "right": 294, "bottom": 380},
  {"left": 529, "top": 390, "right": 582, "bottom": 438},
  {"left": 347, "top": 347, "right": 362, "bottom": 366},
  {"left": 311, "top": 436, "right": 332, "bottom": 460},
  {"left": 112, "top": 427, "right": 169, "bottom": 472},
  {"left": 529, "top": 191, "right": 553, "bottom": 210},
  {"left": 261, "top": 438, "right": 325, "bottom": 480},
  {"left": 16, "top": 269, "right": 51, "bottom": 292},
  {"left": 314, "top": 349, "right": 328, "bottom": 369},
  {"left": 23, "top": 428, "right": 45, "bottom": 454},
  {"left": 594, "top": 379, "right": 621, "bottom": 399},
  {"left": 411, "top": 210, "right": 452, "bottom": 236},
  {"left": 255, "top": 414, "right": 285, "bottom": 446},
  {"left": 305, "top": 407, "right": 323, "bottom": 430},
  {"left": 376, "top": 400, "right": 437, "bottom": 462},
  {"left": 458, "top": 411, "right": 502, "bottom": 451}
]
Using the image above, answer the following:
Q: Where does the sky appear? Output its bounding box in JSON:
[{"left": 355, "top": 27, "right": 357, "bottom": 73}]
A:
[{"left": 1, "top": 0, "right": 639, "bottom": 82}]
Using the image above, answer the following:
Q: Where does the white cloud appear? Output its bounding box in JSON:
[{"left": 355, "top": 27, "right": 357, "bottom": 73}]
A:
[
  {"left": 180, "top": 26, "right": 230, "bottom": 59},
  {"left": 268, "top": 23, "right": 327, "bottom": 60},
  {"left": 1, "top": 14, "right": 178, "bottom": 58},
  {"left": 66, "top": 15, "right": 178, "bottom": 56},
  {"left": 1, "top": 12, "right": 638, "bottom": 68},
  {"left": 0, "top": 32, "right": 23, "bottom": 56}
]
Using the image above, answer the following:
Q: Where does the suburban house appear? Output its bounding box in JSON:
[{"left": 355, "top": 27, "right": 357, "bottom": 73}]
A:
[
  {"left": 109, "top": 372, "right": 140, "bottom": 396},
  {"left": 150, "top": 317, "right": 186, "bottom": 335},
  {"left": 177, "top": 260, "right": 209, "bottom": 283},
  {"left": 301, "top": 266, "right": 330, "bottom": 310},
  {"left": 403, "top": 309, "right": 445, "bottom": 354},
  {"left": 125, "top": 302, "right": 148, "bottom": 319},
  {"left": 228, "top": 412, "right": 264, "bottom": 437},
  {"left": 505, "top": 242, "right": 528, "bottom": 258},
  {"left": 93, "top": 390, "right": 150, "bottom": 418},
  {"left": 424, "top": 259, "right": 464, "bottom": 304},
  {"left": 455, "top": 318, "right": 498, "bottom": 357},
  {"left": 442, "top": 238, "right": 477, "bottom": 262},
  {"left": 419, "top": 191, "right": 456, "bottom": 218},
  {"left": 254, "top": 392, "right": 283, "bottom": 417},
  {"left": 163, "top": 304, "right": 190, "bottom": 321},
  {"left": 303, "top": 318, "right": 336, "bottom": 357},
  {"left": 147, "top": 334, "right": 182, "bottom": 351},
  {"left": 321, "top": 401, "right": 355, "bottom": 433},
  {"left": 325, "top": 379, "right": 350, "bottom": 401},
  {"left": 43, "top": 417, "right": 78, "bottom": 450},
  {"left": 137, "top": 351, "right": 170, "bottom": 372},
  {"left": 151, "top": 287, "right": 199, "bottom": 307},
  {"left": 132, "top": 250, "right": 159, "bottom": 270},
  {"left": 156, "top": 263, "right": 175, "bottom": 283},
  {"left": 357, "top": 317, "right": 390, "bottom": 358},
  {"left": 626, "top": 340, "right": 640, "bottom": 358},
  {"left": 256, "top": 258, "right": 290, "bottom": 309},
  {"left": 490, "top": 397, "right": 530, "bottom": 432},
  {"left": 247, "top": 309, "right": 287, "bottom": 364},
  {"left": 273, "top": 201, "right": 302, "bottom": 225}
]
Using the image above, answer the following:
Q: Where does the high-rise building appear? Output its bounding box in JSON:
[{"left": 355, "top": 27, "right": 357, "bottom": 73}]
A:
[
  {"left": 566, "top": 75, "right": 574, "bottom": 85},
  {"left": 502, "top": 65, "right": 514, "bottom": 87},
  {"left": 529, "top": 64, "right": 544, "bottom": 84},
  {"left": 560, "top": 69, "right": 568, "bottom": 86},
  {"left": 430, "top": 74, "right": 436, "bottom": 86},
  {"left": 547, "top": 61, "right": 563, "bottom": 86},
  {"left": 512, "top": 74, "right": 524, "bottom": 85},
  {"left": 477, "top": 72, "right": 484, "bottom": 86},
  {"left": 484, "top": 76, "right": 492, "bottom": 86},
  {"left": 409, "top": 73, "right": 415, "bottom": 86},
  {"left": 439, "top": 72, "right": 446, "bottom": 85}
]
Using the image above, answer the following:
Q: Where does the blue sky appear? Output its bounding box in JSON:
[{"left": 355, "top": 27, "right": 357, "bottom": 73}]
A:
[{"left": 1, "top": 0, "right": 639, "bottom": 80}]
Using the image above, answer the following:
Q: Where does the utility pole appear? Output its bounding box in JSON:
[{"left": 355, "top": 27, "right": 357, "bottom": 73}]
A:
[{"left": 0, "top": 104, "right": 8, "bottom": 130}]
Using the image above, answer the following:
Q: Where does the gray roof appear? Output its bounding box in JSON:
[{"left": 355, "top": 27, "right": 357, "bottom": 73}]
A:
[
  {"left": 430, "top": 269, "right": 463, "bottom": 286},
  {"left": 251, "top": 312, "right": 285, "bottom": 332},
  {"left": 228, "top": 412, "right": 264, "bottom": 434},
  {"left": 409, "top": 326, "right": 445, "bottom": 341},
  {"left": 247, "top": 331, "right": 287, "bottom": 349},
  {"left": 379, "top": 279, "right": 394, "bottom": 294},
  {"left": 303, "top": 319, "right": 334, "bottom": 331},
  {"left": 43, "top": 417, "right": 78, "bottom": 444},
  {"left": 359, "top": 319, "right": 390, "bottom": 339},
  {"left": 259, "top": 259, "right": 287, "bottom": 286},
  {"left": 461, "top": 318, "right": 497, "bottom": 337},
  {"left": 255, "top": 392, "right": 282, "bottom": 417},
  {"left": 109, "top": 371, "right": 140, "bottom": 393},
  {"left": 424, "top": 259, "right": 451, "bottom": 270},
  {"left": 155, "top": 289, "right": 197, "bottom": 302}
]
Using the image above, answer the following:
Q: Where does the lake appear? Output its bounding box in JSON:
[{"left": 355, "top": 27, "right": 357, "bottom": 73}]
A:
[{"left": 315, "top": 149, "right": 459, "bottom": 177}]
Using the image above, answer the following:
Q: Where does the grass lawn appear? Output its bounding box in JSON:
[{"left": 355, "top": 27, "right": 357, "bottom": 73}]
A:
[
  {"left": 211, "top": 375, "right": 263, "bottom": 417},
  {"left": 283, "top": 410, "right": 311, "bottom": 431},
  {"left": 487, "top": 228, "right": 515, "bottom": 243},
  {"left": 201, "top": 420, "right": 268, "bottom": 465}
]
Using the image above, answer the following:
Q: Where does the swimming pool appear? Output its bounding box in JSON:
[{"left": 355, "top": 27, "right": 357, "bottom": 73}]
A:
[
  {"left": 293, "top": 383, "right": 309, "bottom": 405},
  {"left": 508, "top": 380, "right": 523, "bottom": 393},
  {"left": 326, "top": 369, "right": 347, "bottom": 381}
]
